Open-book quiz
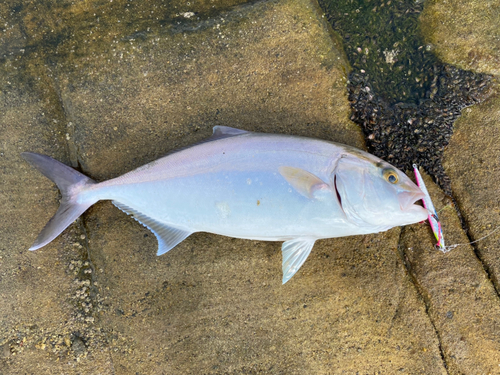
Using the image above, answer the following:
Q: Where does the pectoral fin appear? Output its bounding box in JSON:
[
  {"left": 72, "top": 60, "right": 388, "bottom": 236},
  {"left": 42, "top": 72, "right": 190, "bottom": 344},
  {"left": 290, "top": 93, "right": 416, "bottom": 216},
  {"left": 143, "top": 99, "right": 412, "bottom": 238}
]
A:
[
  {"left": 281, "top": 238, "right": 316, "bottom": 284},
  {"left": 113, "top": 201, "right": 193, "bottom": 255},
  {"left": 279, "top": 166, "right": 330, "bottom": 199}
]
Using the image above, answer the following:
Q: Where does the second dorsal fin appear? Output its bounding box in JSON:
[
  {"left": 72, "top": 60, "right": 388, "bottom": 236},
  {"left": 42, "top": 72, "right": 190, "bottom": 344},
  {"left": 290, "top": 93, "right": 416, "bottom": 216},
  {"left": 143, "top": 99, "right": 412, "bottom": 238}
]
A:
[{"left": 211, "top": 126, "right": 250, "bottom": 139}]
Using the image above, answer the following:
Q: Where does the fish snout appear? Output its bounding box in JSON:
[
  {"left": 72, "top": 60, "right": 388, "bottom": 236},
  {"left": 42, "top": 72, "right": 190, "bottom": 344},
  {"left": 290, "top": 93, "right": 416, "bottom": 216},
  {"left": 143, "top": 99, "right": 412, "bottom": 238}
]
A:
[{"left": 398, "top": 190, "right": 426, "bottom": 212}]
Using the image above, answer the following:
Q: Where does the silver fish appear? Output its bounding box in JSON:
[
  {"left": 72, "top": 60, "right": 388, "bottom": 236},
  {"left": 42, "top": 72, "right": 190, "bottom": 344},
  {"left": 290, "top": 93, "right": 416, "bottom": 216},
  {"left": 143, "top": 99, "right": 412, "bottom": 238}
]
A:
[{"left": 22, "top": 126, "right": 427, "bottom": 283}]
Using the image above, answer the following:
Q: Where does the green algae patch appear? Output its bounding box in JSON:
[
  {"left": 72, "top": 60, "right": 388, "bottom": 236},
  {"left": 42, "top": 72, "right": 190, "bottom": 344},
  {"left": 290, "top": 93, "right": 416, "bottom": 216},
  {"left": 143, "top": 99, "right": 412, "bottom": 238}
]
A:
[
  {"left": 318, "top": 0, "right": 494, "bottom": 195},
  {"left": 318, "top": 0, "right": 439, "bottom": 105},
  {"left": 420, "top": 0, "right": 500, "bottom": 76}
]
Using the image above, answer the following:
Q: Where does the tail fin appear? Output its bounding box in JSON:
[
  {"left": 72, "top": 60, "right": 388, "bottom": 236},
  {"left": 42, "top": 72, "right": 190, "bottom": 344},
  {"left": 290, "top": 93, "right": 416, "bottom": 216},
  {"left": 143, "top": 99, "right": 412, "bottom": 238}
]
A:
[{"left": 21, "top": 152, "right": 97, "bottom": 250}]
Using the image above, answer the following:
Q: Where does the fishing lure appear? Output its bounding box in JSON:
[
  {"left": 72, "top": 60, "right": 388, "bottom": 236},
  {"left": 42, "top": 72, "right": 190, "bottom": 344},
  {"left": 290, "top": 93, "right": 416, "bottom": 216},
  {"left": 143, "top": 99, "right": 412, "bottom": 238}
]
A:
[{"left": 413, "top": 164, "right": 447, "bottom": 252}]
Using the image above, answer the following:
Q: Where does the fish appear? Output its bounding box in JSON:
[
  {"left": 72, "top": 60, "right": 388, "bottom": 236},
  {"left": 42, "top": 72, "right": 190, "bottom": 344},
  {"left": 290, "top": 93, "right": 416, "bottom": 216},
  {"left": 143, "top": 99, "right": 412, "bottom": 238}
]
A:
[{"left": 22, "top": 126, "right": 427, "bottom": 283}]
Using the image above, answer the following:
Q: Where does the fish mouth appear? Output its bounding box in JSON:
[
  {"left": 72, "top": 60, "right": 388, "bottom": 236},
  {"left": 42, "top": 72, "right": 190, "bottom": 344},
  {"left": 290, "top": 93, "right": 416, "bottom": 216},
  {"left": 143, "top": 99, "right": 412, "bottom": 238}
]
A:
[{"left": 399, "top": 191, "right": 426, "bottom": 212}]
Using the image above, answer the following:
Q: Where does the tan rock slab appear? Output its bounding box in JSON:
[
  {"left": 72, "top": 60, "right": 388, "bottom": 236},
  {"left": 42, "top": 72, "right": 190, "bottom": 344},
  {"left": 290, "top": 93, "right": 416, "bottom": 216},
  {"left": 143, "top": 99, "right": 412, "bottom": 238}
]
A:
[
  {"left": 2, "top": 0, "right": 451, "bottom": 372},
  {"left": 86, "top": 204, "right": 446, "bottom": 373},
  {"left": 0, "top": 70, "right": 114, "bottom": 372},
  {"left": 53, "top": 0, "right": 446, "bottom": 372},
  {"left": 401, "top": 170, "right": 500, "bottom": 374},
  {"left": 443, "top": 91, "right": 500, "bottom": 289},
  {"left": 56, "top": 0, "right": 359, "bottom": 180},
  {"left": 420, "top": 0, "right": 500, "bottom": 76}
]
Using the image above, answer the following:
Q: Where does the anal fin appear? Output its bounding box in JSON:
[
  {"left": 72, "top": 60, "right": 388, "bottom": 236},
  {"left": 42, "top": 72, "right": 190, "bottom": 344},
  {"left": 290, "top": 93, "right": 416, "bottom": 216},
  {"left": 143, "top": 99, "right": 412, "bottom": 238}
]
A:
[
  {"left": 281, "top": 238, "right": 316, "bottom": 284},
  {"left": 112, "top": 201, "right": 192, "bottom": 255}
]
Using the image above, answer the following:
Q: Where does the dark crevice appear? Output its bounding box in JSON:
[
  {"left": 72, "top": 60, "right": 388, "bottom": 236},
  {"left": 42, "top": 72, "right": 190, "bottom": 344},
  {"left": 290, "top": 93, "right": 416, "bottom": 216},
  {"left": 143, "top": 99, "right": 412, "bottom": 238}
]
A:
[
  {"left": 107, "top": 349, "right": 117, "bottom": 375},
  {"left": 42, "top": 55, "right": 102, "bottom": 326},
  {"left": 469, "top": 241, "right": 500, "bottom": 299},
  {"left": 397, "top": 228, "right": 450, "bottom": 374},
  {"left": 45, "top": 70, "right": 82, "bottom": 170},
  {"left": 77, "top": 218, "right": 98, "bottom": 297},
  {"left": 449, "top": 191, "right": 500, "bottom": 300}
]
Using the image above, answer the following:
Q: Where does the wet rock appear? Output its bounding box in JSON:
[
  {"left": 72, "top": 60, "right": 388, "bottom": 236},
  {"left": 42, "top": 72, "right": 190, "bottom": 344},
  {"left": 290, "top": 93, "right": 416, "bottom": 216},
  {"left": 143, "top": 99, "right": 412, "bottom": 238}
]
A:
[
  {"left": 420, "top": 0, "right": 500, "bottom": 76},
  {"left": 319, "top": 0, "right": 495, "bottom": 194},
  {"left": 443, "top": 90, "right": 500, "bottom": 291},
  {"left": 88, "top": 207, "right": 446, "bottom": 373},
  {"left": 0, "top": 343, "right": 11, "bottom": 359},
  {"left": 1, "top": 0, "right": 249, "bottom": 60},
  {"left": 347, "top": 66, "right": 493, "bottom": 195},
  {"left": 401, "top": 170, "right": 500, "bottom": 374},
  {"left": 319, "top": 0, "right": 438, "bottom": 105},
  {"left": 1, "top": 0, "right": 477, "bottom": 373},
  {"left": 53, "top": 0, "right": 443, "bottom": 372},
  {"left": 56, "top": 0, "right": 360, "bottom": 179}
]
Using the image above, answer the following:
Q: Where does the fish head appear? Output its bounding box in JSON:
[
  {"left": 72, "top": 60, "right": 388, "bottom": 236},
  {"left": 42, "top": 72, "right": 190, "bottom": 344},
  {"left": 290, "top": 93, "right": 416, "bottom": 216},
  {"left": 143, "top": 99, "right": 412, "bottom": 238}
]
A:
[{"left": 333, "top": 152, "right": 427, "bottom": 229}]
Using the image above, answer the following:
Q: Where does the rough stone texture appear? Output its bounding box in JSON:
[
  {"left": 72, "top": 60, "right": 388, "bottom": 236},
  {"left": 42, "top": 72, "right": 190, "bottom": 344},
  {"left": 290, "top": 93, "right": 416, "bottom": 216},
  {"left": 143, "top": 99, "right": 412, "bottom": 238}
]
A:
[
  {"left": 443, "top": 91, "right": 500, "bottom": 292},
  {"left": 83, "top": 203, "right": 450, "bottom": 373},
  {"left": 52, "top": 0, "right": 445, "bottom": 372},
  {"left": 2, "top": 0, "right": 497, "bottom": 373},
  {"left": 420, "top": 0, "right": 500, "bottom": 76},
  {"left": 1, "top": 0, "right": 250, "bottom": 59},
  {"left": 56, "top": 0, "right": 358, "bottom": 180},
  {"left": 0, "top": 71, "right": 114, "bottom": 372},
  {"left": 401, "top": 171, "right": 500, "bottom": 374}
]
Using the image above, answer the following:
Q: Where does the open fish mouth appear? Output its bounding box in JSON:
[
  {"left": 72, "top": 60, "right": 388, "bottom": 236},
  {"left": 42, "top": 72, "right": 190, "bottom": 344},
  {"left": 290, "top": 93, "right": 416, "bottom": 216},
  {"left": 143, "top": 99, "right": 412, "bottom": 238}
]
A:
[{"left": 399, "top": 191, "right": 426, "bottom": 212}]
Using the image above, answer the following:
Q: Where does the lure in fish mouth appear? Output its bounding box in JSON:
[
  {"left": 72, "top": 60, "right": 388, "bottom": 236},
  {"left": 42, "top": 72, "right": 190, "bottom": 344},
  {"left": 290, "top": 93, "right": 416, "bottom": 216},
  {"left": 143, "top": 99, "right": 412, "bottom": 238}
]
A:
[{"left": 22, "top": 126, "right": 427, "bottom": 284}]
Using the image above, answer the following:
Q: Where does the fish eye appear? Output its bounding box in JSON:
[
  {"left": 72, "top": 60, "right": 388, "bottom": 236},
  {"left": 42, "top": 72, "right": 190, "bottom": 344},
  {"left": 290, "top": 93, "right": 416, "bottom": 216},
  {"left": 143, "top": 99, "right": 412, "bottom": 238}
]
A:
[{"left": 383, "top": 169, "right": 399, "bottom": 184}]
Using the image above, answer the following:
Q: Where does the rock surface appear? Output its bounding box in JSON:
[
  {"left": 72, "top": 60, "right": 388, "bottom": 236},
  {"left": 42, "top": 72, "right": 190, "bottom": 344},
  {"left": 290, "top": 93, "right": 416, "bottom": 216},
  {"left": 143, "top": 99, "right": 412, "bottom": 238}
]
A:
[
  {"left": 1, "top": 0, "right": 499, "bottom": 373},
  {"left": 443, "top": 91, "right": 500, "bottom": 292},
  {"left": 401, "top": 171, "right": 500, "bottom": 374},
  {"left": 56, "top": 0, "right": 359, "bottom": 179},
  {"left": 0, "top": 67, "right": 113, "bottom": 373},
  {"left": 422, "top": 1, "right": 500, "bottom": 370},
  {"left": 420, "top": 0, "right": 500, "bottom": 76}
]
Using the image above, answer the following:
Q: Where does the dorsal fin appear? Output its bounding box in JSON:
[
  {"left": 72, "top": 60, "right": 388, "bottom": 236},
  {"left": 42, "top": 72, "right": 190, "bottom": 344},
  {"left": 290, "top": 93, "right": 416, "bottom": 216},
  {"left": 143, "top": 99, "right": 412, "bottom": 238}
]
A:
[
  {"left": 211, "top": 126, "right": 249, "bottom": 140},
  {"left": 120, "top": 126, "right": 251, "bottom": 178},
  {"left": 167, "top": 126, "right": 249, "bottom": 151},
  {"left": 178, "top": 126, "right": 249, "bottom": 148}
]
